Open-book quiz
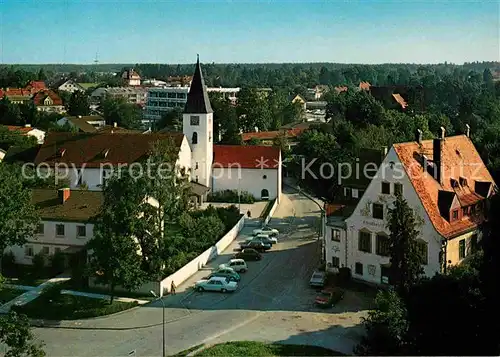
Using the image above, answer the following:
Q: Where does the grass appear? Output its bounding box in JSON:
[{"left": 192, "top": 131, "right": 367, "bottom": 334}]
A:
[
  {"left": 12, "top": 284, "right": 138, "bottom": 320},
  {"left": 195, "top": 341, "right": 345, "bottom": 356},
  {"left": 60, "top": 279, "right": 154, "bottom": 301},
  {"left": 260, "top": 198, "right": 277, "bottom": 219},
  {"left": 0, "top": 287, "right": 25, "bottom": 303}
]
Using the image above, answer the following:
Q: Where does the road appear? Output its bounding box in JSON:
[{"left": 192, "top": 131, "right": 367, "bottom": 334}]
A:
[{"left": 34, "top": 187, "right": 367, "bottom": 357}]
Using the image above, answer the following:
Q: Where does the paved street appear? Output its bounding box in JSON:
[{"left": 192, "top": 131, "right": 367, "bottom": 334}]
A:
[{"left": 34, "top": 187, "right": 368, "bottom": 357}]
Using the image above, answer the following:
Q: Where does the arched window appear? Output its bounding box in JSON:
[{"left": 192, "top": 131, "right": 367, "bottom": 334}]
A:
[
  {"left": 261, "top": 189, "right": 269, "bottom": 200},
  {"left": 192, "top": 132, "right": 198, "bottom": 144}
]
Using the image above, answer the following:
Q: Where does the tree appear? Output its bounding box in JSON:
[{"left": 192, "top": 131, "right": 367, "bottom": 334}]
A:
[
  {"left": 36, "top": 68, "right": 47, "bottom": 81},
  {"left": 156, "top": 108, "right": 182, "bottom": 131},
  {"left": 387, "top": 194, "right": 424, "bottom": 296},
  {"left": 0, "top": 125, "right": 38, "bottom": 151},
  {"left": 0, "top": 311, "right": 45, "bottom": 357},
  {"left": 67, "top": 90, "right": 90, "bottom": 116},
  {"left": 101, "top": 96, "right": 142, "bottom": 129},
  {"left": 0, "top": 97, "right": 23, "bottom": 126},
  {"left": 355, "top": 289, "right": 408, "bottom": 355},
  {"left": 0, "top": 164, "right": 39, "bottom": 272}
]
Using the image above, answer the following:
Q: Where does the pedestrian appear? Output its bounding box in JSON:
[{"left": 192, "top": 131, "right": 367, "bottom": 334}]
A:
[
  {"left": 247, "top": 210, "right": 251, "bottom": 218},
  {"left": 171, "top": 281, "right": 176, "bottom": 295}
]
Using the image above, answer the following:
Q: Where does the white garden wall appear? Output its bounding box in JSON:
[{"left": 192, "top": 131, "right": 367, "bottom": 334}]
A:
[{"left": 263, "top": 199, "right": 279, "bottom": 226}]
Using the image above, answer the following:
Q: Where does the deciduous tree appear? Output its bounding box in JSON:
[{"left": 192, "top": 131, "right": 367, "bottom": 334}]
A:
[
  {"left": 0, "top": 311, "right": 45, "bottom": 357},
  {"left": 67, "top": 90, "right": 90, "bottom": 116}
]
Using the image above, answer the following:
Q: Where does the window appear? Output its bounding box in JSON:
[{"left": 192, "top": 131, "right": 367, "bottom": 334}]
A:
[
  {"left": 195, "top": 176, "right": 199, "bottom": 182},
  {"left": 56, "top": 224, "right": 65, "bottom": 236},
  {"left": 190, "top": 116, "right": 200, "bottom": 126},
  {"left": 331, "top": 229, "right": 341, "bottom": 242},
  {"left": 167, "top": 92, "right": 176, "bottom": 98},
  {"left": 452, "top": 210, "right": 459, "bottom": 220},
  {"left": 470, "top": 234, "right": 478, "bottom": 254},
  {"left": 261, "top": 189, "right": 269, "bottom": 200},
  {"left": 192, "top": 132, "right": 198, "bottom": 144},
  {"left": 36, "top": 223, "right": 44, "bottom": 235},
  {"left": 376, "top": 234, "right": 390, "bottom": 256},
  {"left": 77, "top": 225, "right": 86, "bottom": 238},
  {"left": 25, "top": 245, "right": 34, "bottom": 257},
  {"left": 344, "top": 187, "right": 351, "bottom": 198},
  {"left": 394, "top": 183, "right": 403, "bottom": 196},
  {"left": 355, "top": 262, "right": 363, "bottom": 275},
  {"left": 352, "top": 189, "right": 359, "bottom": 198},
  {"left": 459, "top": 239, "right": 466, "bottom": 259},
  {"left": 373, "top": 203, "right": 384, "bottom": 220},
  {"left": 331, "top": 256, "right": 340, "bottom": 268},
  {"left": 358, "top": 231, "right": 371, "bottom": 253},
  {"left": 381, "top": 182, "right": 390, "bottom": 194},
  {"left": 195, "top": 162, "right": 199, "bottom": 169},
  {"left": 416, "top": 241, "right": 428, "bottom": 264},
  {"left": 263, "top": 175, "right": 267, "bottom": 179},
  {"left": 42, "top": 246, "right": 50, "bottom": 255},
  {"left": 209, "top": 131, "right": 212, "bottom": 142}
]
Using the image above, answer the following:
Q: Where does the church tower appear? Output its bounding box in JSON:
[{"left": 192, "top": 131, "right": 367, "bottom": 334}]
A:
[{"left": 183, "top": 55, "right": 213, "bottom": 188}]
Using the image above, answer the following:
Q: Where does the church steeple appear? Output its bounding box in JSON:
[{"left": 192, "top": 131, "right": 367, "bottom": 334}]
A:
[{"left": 184, "top": 55, "right": 213, "bottom": 114}]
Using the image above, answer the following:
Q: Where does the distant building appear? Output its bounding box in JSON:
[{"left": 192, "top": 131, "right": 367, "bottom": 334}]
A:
[
  {"left": 57, "top": 115, "right": 106, "bottom": 133},
  {"left": 0, "top": 148, "right": 6, "bottom": 162},
  {"left": 5, "top": 125, "right": 46, "bottom": 144},
  {"left": 167, "top": 75, "right": 193, "bottom": 87},
  {"left": 54, "top": 79, "right": 85, "bottom": 93},
  {"left": 241, "top": 128, "right": 305, "bottom": 149},
  {"left": 144, "top": 86, "right": 240, "bottom": 125},
  {"left": 90, "top": 87, "right": 148, "bottom": 106},
  {"left": 120, "top": 69, "right": 141, "bottom": 86},
  {"left": 142, "top": 79, "right": 168, "bottom": 87},
  {"left": 32, "top": 90, "right": 65, "bottom": 113}
]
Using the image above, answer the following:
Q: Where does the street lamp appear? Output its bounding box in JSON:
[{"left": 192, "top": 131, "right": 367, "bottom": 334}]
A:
[{"left": 150, "top": 290, "right": 165, "bottom": 357}]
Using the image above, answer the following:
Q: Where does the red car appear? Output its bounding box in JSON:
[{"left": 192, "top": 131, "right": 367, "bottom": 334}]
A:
[{"left": 315, "top": 288, "right": 344, "bottom": 308}]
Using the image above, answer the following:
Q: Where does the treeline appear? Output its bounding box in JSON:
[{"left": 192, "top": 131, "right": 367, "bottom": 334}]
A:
[{"left": 2, "top": 61, "right": 499, "bottom": 89}]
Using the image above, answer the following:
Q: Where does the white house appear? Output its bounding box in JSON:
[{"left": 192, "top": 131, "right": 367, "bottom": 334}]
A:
[
  {"left": 324, "top": 128, "right": 496, "bottom": 285},
  {"left": 6, "top": 125, "right": 46, "bottom": 144},
  {"left": 57, "top": 115, "right": 106, "bottom": 132},
  {"left": 121, "top": 69, "right": 141, "bottom": 86},
  {"left": 55, "top": 79, "right": 85, "bottom": 93},
  {"left": 7, "top": 188, "right": 100, "bottom": 265}
]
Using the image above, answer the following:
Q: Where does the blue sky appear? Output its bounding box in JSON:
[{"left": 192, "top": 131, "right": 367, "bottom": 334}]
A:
[{"left": 1, "top": 0, "right": 498, "bottom": 64}]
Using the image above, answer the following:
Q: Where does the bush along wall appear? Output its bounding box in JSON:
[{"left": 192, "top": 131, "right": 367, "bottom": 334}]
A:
[{"left": 207, "top": 189, "right": 256, "bottom": 204}]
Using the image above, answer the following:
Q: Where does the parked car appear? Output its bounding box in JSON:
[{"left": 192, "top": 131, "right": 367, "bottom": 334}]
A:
[
  {"left": 240, "top": 240, "right": 271, "bottom": 252},
  {"left": 233, "top": 248, "right": 262, "bottom": 261},
  {"left": 212, "top": 267, "right": 241, "bottom": 281},
  {"left": 246, "top": 234, "right": 277, "bottom": 245},
  {"left": 219, "top": 258, "right": 248, "bottom": 272},
  {"left": 195, "top": 276, "right": 237, "bottom": 293},
  {"left": 309, "top": 270, "right": 326, "bottom": 288},
  {"left": 315, "top": 288, "right": 345, "bottom": 307},
  {"left": 253, "top": 226, "right": 279, "bottom": 236}
]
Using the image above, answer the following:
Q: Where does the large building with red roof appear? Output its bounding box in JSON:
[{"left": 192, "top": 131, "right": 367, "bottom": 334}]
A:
[{"left": 324, "top": 127, "right": 496, "bottom": 285}]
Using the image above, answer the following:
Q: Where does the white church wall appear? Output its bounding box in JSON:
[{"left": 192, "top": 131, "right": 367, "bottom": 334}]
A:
[{"left": 212, "top": 167, "right": 279, "bottom": 200}]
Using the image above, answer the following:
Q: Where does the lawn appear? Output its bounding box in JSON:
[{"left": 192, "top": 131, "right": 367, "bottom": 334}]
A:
[
  {"left": 12, "top": 285, "right": 139, "bottom": 320},
  {"left": 194, "top": 341, "right": 345, "bottom": 356},
  {"left": 0, "top": 288, "right": 25, "bottom": 303},
  {"left": 61, "top": 279, "right": 154, "bottom": 301}
]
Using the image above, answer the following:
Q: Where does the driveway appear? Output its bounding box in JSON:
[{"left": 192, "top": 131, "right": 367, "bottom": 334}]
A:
[{"left": 34, "top": 187, "right": 369, "bottom": 357}]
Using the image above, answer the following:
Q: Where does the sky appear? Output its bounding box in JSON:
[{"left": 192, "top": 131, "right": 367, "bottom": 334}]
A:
[{"left": 0, "top": 0, "right": 499, "bottom": 64}]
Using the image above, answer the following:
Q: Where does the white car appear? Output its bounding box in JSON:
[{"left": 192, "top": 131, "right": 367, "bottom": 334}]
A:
[
  {"left": 253, "top": 226, "right": 279, "bottom": 237},
  {"left": 219, "top": 259, "right": 248, "bottom": 273},
  {"left": 245, "top": 234, "right": 278, "bottom": 244},
  {"left": 195, "top": 276, "right": 237, "bottom": 293}
]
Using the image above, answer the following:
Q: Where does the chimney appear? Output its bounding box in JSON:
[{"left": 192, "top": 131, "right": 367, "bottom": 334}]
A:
[
  {"left": 58, "top": 188, "right": 70, "bottom": 204},
  {"left": 433, "top": 137, "right": 444, "bottom": 185},
  {"left": 416, "top": 129, "right": 423, "bottom": 144},
  {"left": 440, "top": 126, "right": 446, "bottom": 139},
  {"left": 113, "top": 122, "right": 117, "bottom": 128},
  {"left": 465, "top": 124, "right": 470, "bottom": 138}
]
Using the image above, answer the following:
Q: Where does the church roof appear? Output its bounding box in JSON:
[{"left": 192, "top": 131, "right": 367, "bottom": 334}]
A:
[
  {"left": 184, "top": 56, "right": 213, "bottom": 114},
  {"left": 213, "top": 145, "right": 280, "bottom": 169}
]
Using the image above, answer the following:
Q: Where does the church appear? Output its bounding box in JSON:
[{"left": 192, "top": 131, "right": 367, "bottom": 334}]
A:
[{"left": 33, "top": 57, "right": 282, "bottom": 204}]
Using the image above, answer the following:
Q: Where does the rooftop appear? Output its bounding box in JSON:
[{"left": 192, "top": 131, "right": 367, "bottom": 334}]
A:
[
  {"left": 241, "top": 128, "right": 305, "bottom": 142},
  {"left": 213, "top": 145, "right": 280, "bottom": 169},
  {"left": 184, "top": 56, "right": 213, "bottom": 114}
]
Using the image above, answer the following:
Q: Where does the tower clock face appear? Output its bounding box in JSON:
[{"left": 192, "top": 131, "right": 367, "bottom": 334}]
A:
[{"left": 190, "top": 116, "right": 200, "bottom": 125}]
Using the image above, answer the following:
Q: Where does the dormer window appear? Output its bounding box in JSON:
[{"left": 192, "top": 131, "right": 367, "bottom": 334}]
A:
[
  {"left": 452, "top": 209, "right": 459, "bottom": 220},
  {"left": 101, "top": 149, "right": 109, "bottom": 158},
  {"left": 459, "top": 177, "right": 468, "bottom": 187},
  {"left": 451, "top": 178, "right": 459, "bottom": 188},
  {"left": 58, "top": 148, "right": 66, "bottom": 157}
]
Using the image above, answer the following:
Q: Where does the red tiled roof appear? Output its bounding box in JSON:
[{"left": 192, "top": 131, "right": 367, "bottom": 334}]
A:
[
  {"left": 213, "top": 145, "right": 280, "bottom": 169},
  {"left": 26, "top": 81, "right": 47, "bottom": 92},
  {"left": 33, "top": 90, "right": 63, "bottom": 106},
  {"left": 392, "top": 93, "right": 408, "bottom": 109},
  {"left": 34, "top": 132, "right": 184, "bottom": 168},
  {"left": 6, "top": 126, "right": 34, "bottom": 134},
  {"left": 394, "top": 135, "right": 496, "bottom": 239},
  {"left": 334, "top": 86, "right": 348, "bottom": 94},
  {"left": 359, "top": 81, "right": 371, "bottom": 90},
  {"left": 241, "top": 128, "right": 305, "bottom": 141}
]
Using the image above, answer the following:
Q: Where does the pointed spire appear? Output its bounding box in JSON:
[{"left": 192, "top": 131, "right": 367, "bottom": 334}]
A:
[{"left": 184, "top": 55, "right": 213, "bottom": 114}]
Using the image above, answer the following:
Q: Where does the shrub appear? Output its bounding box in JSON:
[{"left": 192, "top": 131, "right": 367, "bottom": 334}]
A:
[
  {"left": 32, "top": 252, "right": 46, "bottom": 278},
  {"left": 207, "top": 189, "right": 255, "bottom": 204},
  {"left": 1, "top": 251, "right": 16, "bottom": 273},
  {"left": 50, "top": 251, "right": 66, "bottom": 274}
]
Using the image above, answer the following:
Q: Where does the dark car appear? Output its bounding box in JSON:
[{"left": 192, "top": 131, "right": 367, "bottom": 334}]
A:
[
  {"left": 315, "top": 288, "right": 345, "bottom": 308},
  {"left": 239, "top": 240, "right": 271, "bottom": 252},
  {"left": 233, "top": 248, "right": 262, "bottom": 261}
]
